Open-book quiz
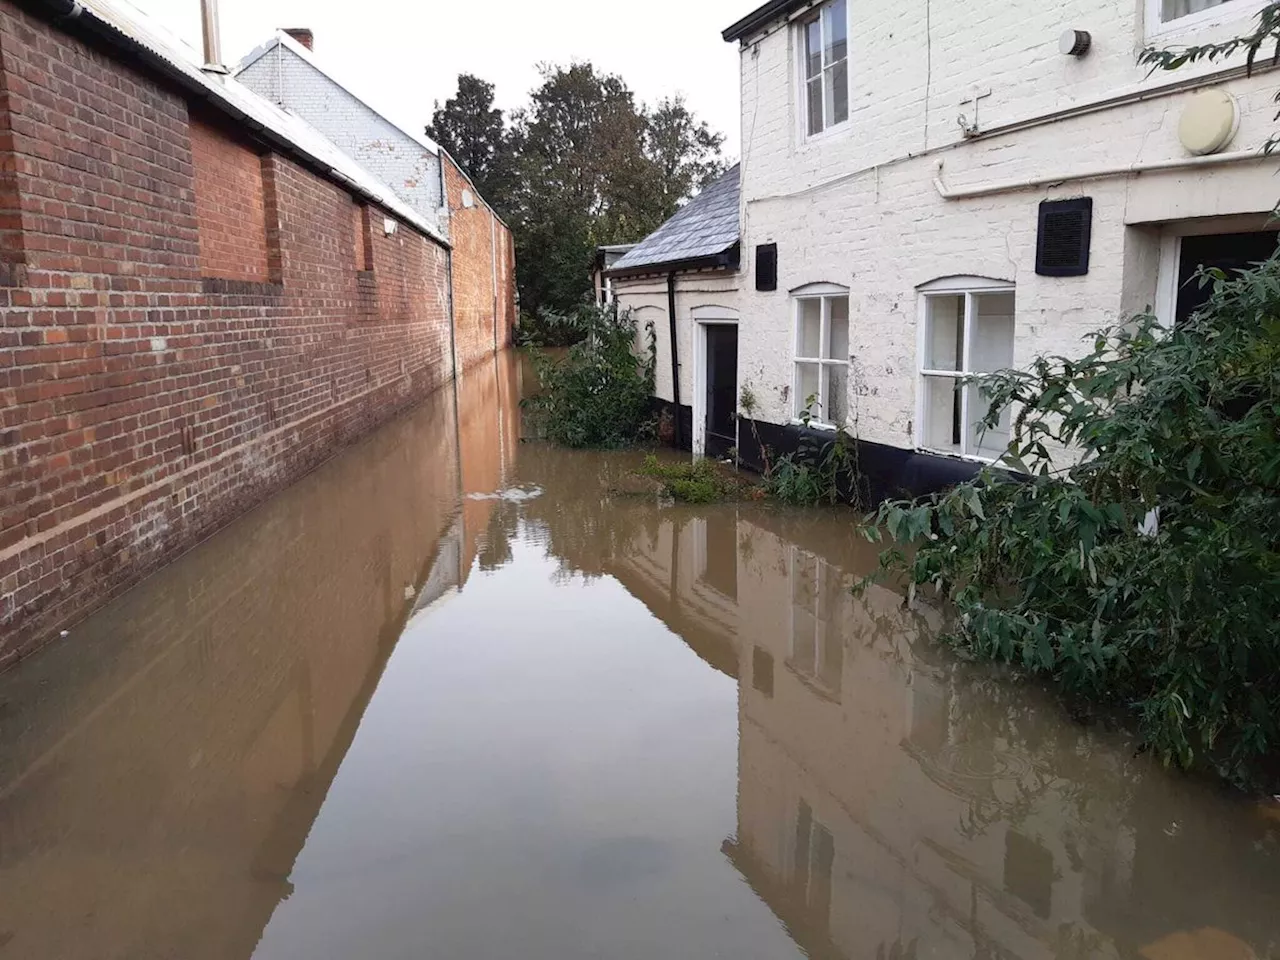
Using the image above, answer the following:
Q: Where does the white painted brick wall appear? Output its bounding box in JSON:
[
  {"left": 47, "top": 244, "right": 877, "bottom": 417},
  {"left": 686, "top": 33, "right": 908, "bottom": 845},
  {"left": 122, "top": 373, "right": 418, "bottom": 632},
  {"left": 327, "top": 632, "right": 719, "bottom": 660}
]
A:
[
  {"left": 613, "top": 272, "right": 741, "bottom": 406},
  {"left": 238, "top": 46, "right": 445, "bottom": 233},
  {"left": 732, "top": 0, "right": 1280, "bottom": 453}
]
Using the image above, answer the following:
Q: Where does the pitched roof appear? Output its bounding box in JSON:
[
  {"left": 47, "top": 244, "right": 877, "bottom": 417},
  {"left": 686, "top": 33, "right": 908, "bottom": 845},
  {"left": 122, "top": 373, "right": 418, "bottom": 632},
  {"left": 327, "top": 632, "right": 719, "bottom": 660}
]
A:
[
  {"left": 52, "top": 0, "right": 447, "bottom": 246},
  {"left": 233, "top": 31, "right": 442, "bottom": 157},
  {"left": 608, "top": 165, "right": 741, "bottom": 276}
]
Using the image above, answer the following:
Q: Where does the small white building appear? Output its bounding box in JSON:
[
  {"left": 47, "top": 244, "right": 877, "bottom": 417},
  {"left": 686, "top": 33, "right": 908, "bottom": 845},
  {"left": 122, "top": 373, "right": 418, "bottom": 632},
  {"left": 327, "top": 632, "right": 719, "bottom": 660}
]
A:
[
  {"left": 681, "top": 0, "right": 1280, "bottom": 496},
  {"left": 608, "top": 166, "right": 743, "bottom": 456}
]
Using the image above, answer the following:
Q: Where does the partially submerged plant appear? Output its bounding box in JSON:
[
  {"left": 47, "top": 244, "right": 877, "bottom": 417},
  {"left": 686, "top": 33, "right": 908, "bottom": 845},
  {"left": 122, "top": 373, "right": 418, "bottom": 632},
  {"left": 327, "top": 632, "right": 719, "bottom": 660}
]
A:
[
  {"left": 640, "top": 455, "right": 734, "bottom": 504},
  {"left": 523, "top": 302, "right": 657, "bottom": 448},
  {"left": 869, "top": 259, "right": 1280, "bottom": 788},
  {"left": 764, "top": 395, "right": 867, "bottom": 508}
]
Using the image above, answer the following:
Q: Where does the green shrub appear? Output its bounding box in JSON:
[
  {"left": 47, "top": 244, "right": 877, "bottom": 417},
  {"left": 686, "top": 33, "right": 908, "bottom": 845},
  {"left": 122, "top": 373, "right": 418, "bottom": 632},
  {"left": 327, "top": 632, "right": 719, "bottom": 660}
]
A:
[
  {"left": 523, "top": 303, "right": 656, "bottom": 448},
  {"left": 869, "top": 259, "right": 1280, "bottom": 787},
  {"left": 762, "top": 398, "right": 866, "bottom": 507},
  {"left": 641, "top": 455, "right": 731, "bottom": 503}
]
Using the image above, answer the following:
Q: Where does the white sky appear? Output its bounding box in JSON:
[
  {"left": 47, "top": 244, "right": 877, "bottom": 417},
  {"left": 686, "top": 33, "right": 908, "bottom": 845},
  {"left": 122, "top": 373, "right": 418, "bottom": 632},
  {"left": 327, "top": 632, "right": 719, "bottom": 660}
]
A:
[{"left": 130, "top": 0, "right": 747, "bottom": 157}]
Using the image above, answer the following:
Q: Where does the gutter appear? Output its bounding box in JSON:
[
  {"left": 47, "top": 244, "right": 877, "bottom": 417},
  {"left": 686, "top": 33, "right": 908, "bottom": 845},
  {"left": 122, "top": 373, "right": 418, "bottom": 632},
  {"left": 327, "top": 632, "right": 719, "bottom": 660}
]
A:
[
  {"left": 606, "top": 244, "right": 741, "bottom": 281},
  {"left": 722, "top": 0, "right": 811, "bottom": 42},
  {"left": 933, "top": 147, "right": 1268, "bottom": 200},
  {"left": 29, "top": 0, "right": 450, "bottom": 250}
]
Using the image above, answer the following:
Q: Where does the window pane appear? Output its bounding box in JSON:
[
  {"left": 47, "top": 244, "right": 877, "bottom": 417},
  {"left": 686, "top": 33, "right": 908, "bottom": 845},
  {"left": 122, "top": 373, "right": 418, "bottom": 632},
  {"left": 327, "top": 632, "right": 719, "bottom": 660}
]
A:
[
  {"left": 827, "top": 296, "right": 849, "bottom": 360},
  {"left": 1162, "top": 0, "right": 1229, "bottom": 21},
  {"left": 796, "top": 362, "right": 821, "bottom": 417},
  {"left": 830, "top": 60, "right": 849, "bottom": 126},
  {"left": 921, "top": 375, "right": 962, "bottom": 454},
  {"left": 966, "top": 382, "right": 1012, "bottom": 460},
  {"left": 923, "top": 295, "right": 963, "bottom": 371},
  {"left": 824, "top": 365, "right": 848, "bottom": 426},
  {"left": 807, "top": 77, "right": 824, "bottom": 135},
  {"left": 805, "top": 18, "right": 822, "bottom": 79},
  {"left": 971, "top": 292, "right": 1015, "bottom": 374},
  {"left": 824, "top": 0, "right": 848, "bottom": 65},
  {"left": 798, "top": 299, "right": 822, "bottom": 357}
]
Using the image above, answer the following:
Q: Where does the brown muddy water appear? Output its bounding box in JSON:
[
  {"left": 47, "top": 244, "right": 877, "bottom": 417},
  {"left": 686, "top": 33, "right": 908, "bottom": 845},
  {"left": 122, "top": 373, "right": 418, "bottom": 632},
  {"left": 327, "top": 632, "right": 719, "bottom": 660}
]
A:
[{"left": 0, "top": 351, "right": 1277, "bottom": 960}]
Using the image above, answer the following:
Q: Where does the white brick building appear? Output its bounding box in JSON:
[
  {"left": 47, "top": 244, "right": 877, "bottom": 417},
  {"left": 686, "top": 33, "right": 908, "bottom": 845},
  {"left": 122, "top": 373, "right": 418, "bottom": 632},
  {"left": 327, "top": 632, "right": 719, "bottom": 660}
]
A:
[
  {"left": 234, "top": 29, "right": 446, "bottom": 233},
  {"left": 628, "top": 0, "right": 1280, "bottom": 493}
]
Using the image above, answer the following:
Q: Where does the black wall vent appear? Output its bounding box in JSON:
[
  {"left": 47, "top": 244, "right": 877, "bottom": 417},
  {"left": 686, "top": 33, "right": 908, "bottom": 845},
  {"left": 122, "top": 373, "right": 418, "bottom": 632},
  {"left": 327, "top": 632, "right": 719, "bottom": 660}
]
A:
[
  {"left": 1036, "top": 198, "right": 1092, "bottom": 277},
  {"left": 756, "top": 243, "right": 778, "bottom": 291}
]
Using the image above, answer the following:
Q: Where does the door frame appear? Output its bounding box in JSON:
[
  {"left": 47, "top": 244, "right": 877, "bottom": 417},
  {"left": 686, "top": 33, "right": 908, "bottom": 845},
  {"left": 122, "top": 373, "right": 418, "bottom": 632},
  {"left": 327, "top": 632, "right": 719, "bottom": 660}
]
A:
[
  {"left": 693, "top": 315, "right": 739, "bottom": 458},
  {"left": 1155, "top": 214, "right": 1275, "bottom": 326}
]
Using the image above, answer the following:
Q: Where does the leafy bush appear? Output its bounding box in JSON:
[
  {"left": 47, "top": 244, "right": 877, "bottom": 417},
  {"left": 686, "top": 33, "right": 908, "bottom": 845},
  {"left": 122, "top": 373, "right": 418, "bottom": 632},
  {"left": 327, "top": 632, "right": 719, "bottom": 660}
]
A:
[
  {"left": 762, "top": 397, "right": 866, "bottom": 507},
  {"left": 523, "top": 303, "right": 656, "bottom": 448},
  {"left": 641, "top": 455, "right": 732, "bottom": 503},
  {"left": 869, "top": 260, "right": 1280, "bottom": 787}
]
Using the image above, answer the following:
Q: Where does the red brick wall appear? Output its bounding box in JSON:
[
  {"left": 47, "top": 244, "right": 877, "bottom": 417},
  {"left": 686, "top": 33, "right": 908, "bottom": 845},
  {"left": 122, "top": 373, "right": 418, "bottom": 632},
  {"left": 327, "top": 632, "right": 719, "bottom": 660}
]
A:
[
  {"left": 189, "top": 115, "right": 270, "bottom": 283},
  {"left": 442, "top": 153, "right": 517, "bottom": 369},
  {"left": 0, "top": 3, "right": 454, "bottom": 664}
]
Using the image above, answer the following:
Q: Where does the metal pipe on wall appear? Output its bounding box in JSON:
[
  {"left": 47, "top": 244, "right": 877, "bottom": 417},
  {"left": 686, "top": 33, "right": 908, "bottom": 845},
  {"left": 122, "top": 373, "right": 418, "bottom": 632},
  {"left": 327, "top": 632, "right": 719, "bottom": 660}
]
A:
[{"left": 666, "top": 271, "right": 683, "bottom": 449}]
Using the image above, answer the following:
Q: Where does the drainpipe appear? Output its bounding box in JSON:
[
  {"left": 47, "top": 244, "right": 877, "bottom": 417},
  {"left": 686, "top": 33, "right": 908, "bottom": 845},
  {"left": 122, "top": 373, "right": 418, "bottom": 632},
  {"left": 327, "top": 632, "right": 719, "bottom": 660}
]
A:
[{"left": 666, "top": 271, "right": 683, "bottom": 449}]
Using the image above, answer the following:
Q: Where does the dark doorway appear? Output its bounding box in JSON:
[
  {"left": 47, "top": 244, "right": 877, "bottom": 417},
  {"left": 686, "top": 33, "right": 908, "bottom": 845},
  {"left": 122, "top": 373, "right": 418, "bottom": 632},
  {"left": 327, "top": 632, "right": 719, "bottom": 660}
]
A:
[
  {"left": 704, "top": 325, "right": 738, "bottom": 459},
  {"left": 1177, "top": 231, "right": 1279, "bottom": 325}
]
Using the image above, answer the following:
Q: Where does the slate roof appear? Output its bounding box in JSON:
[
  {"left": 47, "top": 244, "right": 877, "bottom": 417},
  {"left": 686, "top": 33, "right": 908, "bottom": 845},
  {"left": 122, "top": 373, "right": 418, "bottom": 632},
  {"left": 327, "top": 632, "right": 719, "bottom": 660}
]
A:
[{"left": 608, "top": 165, "right": 740, "bottom": 275}]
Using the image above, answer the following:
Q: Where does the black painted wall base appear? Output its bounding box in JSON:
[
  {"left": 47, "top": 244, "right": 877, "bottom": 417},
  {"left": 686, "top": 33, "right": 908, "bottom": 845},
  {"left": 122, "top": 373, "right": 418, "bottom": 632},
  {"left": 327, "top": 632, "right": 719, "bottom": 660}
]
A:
[
  {"left": 647, "top": 400, "right": 981, "bottom": 504},
  {"left": 735, "top": 418, "right": 981, "bottom": 504}
]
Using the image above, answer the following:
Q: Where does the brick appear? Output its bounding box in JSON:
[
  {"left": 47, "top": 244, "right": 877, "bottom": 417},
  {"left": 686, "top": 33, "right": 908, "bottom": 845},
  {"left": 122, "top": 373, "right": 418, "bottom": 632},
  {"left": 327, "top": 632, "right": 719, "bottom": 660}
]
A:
[{"left": 0, "top": 1, "right": 461, "bottom": 660}]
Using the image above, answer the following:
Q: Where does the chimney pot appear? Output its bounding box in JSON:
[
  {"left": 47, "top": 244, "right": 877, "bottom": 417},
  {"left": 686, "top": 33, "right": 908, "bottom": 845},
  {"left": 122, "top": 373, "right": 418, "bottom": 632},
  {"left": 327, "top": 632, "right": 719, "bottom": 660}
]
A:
[{"left": 284, "top": 28, "right": 313, "bottom": 51}]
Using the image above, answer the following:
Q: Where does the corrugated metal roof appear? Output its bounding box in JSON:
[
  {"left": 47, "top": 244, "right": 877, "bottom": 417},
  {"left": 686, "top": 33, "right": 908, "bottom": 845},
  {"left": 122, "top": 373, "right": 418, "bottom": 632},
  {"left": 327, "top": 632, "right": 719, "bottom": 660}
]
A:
[
  {"left": 67, "top": 0, "right": 448, "bottom": 246},
  {"left": 608, "top": 165, "right": 740, "bottom": 275}
]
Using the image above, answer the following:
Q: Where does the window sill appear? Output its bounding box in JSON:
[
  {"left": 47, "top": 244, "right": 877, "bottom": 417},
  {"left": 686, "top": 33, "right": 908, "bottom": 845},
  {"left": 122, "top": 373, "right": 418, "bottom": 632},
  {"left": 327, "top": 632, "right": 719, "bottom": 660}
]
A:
[
  {"left": 1144, "top": 0, "right": 1272, "bottom": 44},
  {"left": 798, "top": 119, "right": 852, "bottom": 149},
  {"left": 917, "top": 445, "right": 999, "bottom": 466},
  {"left": 790, "top": 418, "right": 840, "bottom": 431}
]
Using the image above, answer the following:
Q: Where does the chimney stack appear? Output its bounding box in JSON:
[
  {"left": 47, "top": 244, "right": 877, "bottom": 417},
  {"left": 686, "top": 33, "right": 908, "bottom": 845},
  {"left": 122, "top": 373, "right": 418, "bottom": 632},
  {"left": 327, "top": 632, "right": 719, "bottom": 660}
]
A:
[
  {"left": 199, "top": 0, "right": 227, "bottom": 73},
  {"left": 284, "top": 28, "right": 314, "bottom": 51}
]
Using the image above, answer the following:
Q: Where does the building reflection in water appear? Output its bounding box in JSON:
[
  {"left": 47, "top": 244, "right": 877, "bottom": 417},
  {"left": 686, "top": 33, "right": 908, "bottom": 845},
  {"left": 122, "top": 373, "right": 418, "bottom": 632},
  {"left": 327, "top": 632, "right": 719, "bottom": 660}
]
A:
[
  {"left": 0, "top": 352, "right": 521, "bottom": 960},
  {"left": 0, "top": 347, "right": 1276, "bottom": 960},
  {"left": 517, "top": 494, "right": 1280, "bottom": 960}
]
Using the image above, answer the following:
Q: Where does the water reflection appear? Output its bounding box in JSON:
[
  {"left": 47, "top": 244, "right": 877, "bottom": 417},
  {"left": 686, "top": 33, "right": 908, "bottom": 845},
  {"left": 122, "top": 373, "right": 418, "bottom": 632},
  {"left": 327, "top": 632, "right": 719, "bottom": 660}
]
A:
[
  {"left": 480, "top": 450, "right": 1280, "bottom": 960},
  {"left": 0, "top": 350, "right": 1276, "bottom": 960}
]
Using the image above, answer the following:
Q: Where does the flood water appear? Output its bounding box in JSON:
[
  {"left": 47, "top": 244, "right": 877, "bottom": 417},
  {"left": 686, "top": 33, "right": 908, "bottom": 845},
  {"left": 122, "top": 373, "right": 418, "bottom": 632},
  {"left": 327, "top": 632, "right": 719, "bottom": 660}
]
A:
[{"left": 0, "top": 351, "right": 1277, "bottom": 960}]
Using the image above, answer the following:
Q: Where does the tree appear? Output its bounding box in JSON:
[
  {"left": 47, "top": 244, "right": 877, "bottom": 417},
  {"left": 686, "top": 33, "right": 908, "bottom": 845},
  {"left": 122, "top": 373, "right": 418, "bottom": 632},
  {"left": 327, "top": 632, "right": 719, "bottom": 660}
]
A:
[
  {"left": 505, "top": 62, "right": 728, "bottom": 321},
  {"left": 428, "top": 64, "right": 729, "bottom": 326},
  {"left": 425, "top": 74, "right": 512, "bottom": 209},
  {"left": 642, "top": 96, "right": 727, "bottom": 223}
]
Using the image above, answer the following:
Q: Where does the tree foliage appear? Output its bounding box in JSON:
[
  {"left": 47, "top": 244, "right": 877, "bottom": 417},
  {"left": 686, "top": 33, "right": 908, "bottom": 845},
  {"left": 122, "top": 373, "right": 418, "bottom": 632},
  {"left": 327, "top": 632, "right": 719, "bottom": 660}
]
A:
[
  {"left": 427, "top": 65, "right": 728, "bottom": 326},
  {"left": 868, "top": 262, "right": 1280, "bottom": 786},
  {"left": 425, "top": 74, "right": 513, "bottom": 204},
  {"left": 522, "top": 302, "right": 657, "bottom": 449}
]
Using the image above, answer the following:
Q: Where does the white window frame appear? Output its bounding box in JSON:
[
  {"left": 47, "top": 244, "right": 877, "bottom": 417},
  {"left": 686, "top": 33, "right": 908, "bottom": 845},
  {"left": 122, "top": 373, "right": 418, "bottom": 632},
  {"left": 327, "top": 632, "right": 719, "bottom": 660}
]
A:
[
  {"left": 915, "top": 276, "right": 1016, "bottom": 463},
  {"left": 797, "top": 0, "right": 849, "bottom": 140},
  {"left": 792, "top": 286, "right": 849, "bottom": 429},
  {"left": 1145, "top": 0, "right": 1271, "bottom": 40},
  {"left": 787, "top": 547, "right": 843, "bottom": 698}
]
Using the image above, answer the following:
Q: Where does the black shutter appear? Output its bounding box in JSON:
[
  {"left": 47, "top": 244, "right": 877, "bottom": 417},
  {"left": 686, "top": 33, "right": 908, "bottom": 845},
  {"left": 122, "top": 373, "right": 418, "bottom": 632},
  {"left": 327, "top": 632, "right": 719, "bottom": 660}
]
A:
[
  {"left": 1036, "top": 198, "right": 1093, "bottom": 277},
  {"left": 756, "top": 243, "right": 778, "bottom": 291}
]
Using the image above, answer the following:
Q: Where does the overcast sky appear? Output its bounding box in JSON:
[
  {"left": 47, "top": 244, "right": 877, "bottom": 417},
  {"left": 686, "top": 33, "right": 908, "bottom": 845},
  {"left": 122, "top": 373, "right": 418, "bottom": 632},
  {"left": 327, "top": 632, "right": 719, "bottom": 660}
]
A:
[{"left": 130, "top": 0, "right": 747, "bottom": 156}]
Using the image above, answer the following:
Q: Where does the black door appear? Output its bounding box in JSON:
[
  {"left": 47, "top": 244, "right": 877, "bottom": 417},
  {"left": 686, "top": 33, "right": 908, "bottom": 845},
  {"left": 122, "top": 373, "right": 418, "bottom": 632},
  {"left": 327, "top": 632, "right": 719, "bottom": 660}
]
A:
[
  {"left": 705, "top": 325, "right": 738, "bottom": 458},
  {"left": 1177, "top": 231, "right": 1279, "bottom": 324}
]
